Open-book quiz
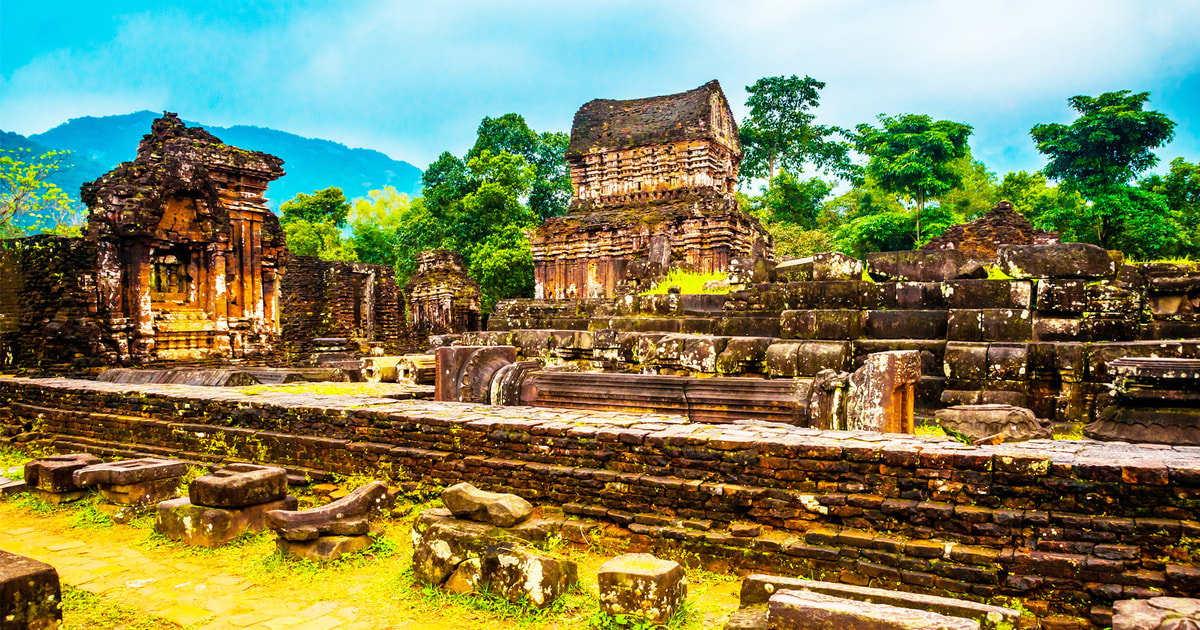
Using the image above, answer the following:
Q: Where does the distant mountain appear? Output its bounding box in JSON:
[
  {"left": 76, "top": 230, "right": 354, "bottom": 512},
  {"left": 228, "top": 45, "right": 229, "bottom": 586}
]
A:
[{"left": 2, "top": 111, "right": 423, "bottom": 211}]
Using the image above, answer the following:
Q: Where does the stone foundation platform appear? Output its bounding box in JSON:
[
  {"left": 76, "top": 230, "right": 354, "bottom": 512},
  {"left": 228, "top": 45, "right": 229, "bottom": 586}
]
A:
[{"left": 2, "top": 376, "right": 1199, "bottom": 627}]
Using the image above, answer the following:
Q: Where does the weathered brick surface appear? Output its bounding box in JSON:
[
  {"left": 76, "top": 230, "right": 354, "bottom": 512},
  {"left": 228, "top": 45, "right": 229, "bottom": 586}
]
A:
[{"left": 2, "top": 376, "right": 1197, "bottom": 626}]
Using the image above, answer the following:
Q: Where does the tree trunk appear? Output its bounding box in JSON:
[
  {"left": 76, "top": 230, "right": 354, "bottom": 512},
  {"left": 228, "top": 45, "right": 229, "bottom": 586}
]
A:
[{"left": 915, "top": 193, "right": 924, "bottom": 245}]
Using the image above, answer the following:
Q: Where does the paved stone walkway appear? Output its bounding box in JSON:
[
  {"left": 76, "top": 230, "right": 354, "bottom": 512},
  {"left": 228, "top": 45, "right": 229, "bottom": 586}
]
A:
[{"left": 0, "top": 510, "right": 389, "bottom": 630}]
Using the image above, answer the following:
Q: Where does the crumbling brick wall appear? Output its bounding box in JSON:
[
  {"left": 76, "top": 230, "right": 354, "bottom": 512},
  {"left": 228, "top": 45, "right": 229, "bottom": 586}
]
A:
[
  {"left": 0, "top": 236, "right": 109, "bottom": 369},
  {"left": 279, "top": 256, "right": 405, "bottom": 357}
]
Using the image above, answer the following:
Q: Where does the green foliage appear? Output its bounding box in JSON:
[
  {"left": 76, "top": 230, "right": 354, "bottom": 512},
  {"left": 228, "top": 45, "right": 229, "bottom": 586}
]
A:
[
  {"left": 1032, "top": 90, "right": 1176, "bottom": 196},
  {"left": 1139, "top": 157, "right": 1200, "bottom": 258},
  {"left": 641, "top": 270, "right": 729, "bottom": 295},
  {"left": 938, "top": 157, "right": 999, "bottom": 221},
  {"left": 997, "top": 170, "right": 1084, "bottom": 229},
  {"left": 1030, "top": 90, "right": 1178, "bottom": 255},
  {"left": 281, "top": 217, "right": 357, "bottom": 261},
  {"left": 346, "top": 187, "right": 442, "bottom": 283},
  {"left": 280, "top": 186, "right": 351, "bottom": 227},
  {"left": 468, "top": 113, "right": 572, "bottom": 221},
  {"left": 739, "top": 75, "right": 854, "bottom": 188},
  {"left": 758, "top": 171, "right": 833, "bottom": 229},
  {"left": 587, "top": 600, "right": 700, "bottom": 630},
  {"left": 418, "top": 115, "right": 563, "bottom": 312},
  {"left": 0, "top": 147, "right": 84, "bottom": 237},
  {"left": 854, "top": 114, "right": 973, "bottom": 242}
]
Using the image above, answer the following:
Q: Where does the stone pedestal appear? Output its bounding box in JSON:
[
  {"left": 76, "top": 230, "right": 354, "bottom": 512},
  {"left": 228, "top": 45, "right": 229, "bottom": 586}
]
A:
[
  {"left": 0, "top": 549, "right": 62, "bottom": 630},
  {"left": 277, "top": 533, "right": 374, "bottom": 562},
  {"left": 597, "top": 553, "right": 687, "bottom": 625},
  {"left": 156, "top": 496, "right": 297, "bottom": 547},
  {"left": 846, "top": 350, "right": 921, "bottom": 433},
  {"left": 24, "top": 453, "right": 101, "bottom": 503},
  {"left": 265, "top": 480, "right": 388, "bottom": 562}
]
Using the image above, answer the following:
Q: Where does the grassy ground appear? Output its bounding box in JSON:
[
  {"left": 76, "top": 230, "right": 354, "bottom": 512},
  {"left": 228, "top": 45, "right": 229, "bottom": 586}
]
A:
[
  {"left": 641, "top": 271, "right": 729, "bottom": 295},
  {"left": 0, "top": 443, "right": 741, "bottom": 630}
]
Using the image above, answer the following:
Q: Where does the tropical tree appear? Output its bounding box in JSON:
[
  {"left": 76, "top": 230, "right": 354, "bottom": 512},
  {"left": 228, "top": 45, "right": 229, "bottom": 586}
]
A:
[
  {"left": 280, "top": 186, "right": 351, "bottom": 227},
  {"left": 854, "top": 114, "right": 973, "bottom": 243},
  {"left": 466, "top": 113, "right": 572, "bottom": 221},
  {"left": 1030, "top": 90, "right": 1177, "bottom": 254},
  {"left": 1139, "top": 158, "right": 1200, "bottom": 257},
  {"left": 0, "top": 148, "right": 82, "bottom": 237},
  {"left": 739, "top": 75, "right": 854, "bottom": 189}
]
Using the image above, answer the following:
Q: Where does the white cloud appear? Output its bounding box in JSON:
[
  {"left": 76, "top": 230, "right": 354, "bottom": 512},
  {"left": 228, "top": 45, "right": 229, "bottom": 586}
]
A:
[{"left": 2, "top": 0, "right": 1197, "bottom": 174}]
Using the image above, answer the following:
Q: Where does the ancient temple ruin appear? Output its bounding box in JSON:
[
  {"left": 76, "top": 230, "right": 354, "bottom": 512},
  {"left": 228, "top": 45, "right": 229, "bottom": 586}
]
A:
[
  {"left": 1, "top": 114, "right": 287, "bottom": 366},
  {"left": 922, "top": 200, "right": 1059, "bottom": 260},
  {"left": 280, "top": 256, "right": 407, "bottom": 358},
  {"left": 404, "top": 250, "right": 482, "bottom": 335},
  {"left": 530, "top": 80, "right": 772, "bottom": 299}
]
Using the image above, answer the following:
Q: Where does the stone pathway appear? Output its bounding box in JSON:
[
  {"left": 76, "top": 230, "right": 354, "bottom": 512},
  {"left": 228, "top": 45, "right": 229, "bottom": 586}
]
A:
[{"left": 0, "top": 507, "right": 405, "bottom": 630}]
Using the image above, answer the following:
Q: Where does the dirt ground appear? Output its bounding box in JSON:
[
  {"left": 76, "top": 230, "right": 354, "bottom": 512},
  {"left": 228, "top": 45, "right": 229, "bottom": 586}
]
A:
[{"left": 0, "top": 455, "right": 743, "bottom": 630}]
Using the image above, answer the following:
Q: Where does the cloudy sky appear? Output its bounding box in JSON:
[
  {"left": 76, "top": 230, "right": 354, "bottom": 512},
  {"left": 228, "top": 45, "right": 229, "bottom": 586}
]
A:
[{"left": 3, "top": 0, "right": 1198, "bottom": 178}]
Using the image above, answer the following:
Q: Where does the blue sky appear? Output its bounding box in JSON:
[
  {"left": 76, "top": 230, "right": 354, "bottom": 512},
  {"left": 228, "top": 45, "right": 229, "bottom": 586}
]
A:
[{"left": 3, "top": 0, "right": 1199, "bottom": 181}]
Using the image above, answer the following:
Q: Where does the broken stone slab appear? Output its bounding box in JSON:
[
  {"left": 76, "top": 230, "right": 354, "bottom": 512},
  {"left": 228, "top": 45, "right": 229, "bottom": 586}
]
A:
[
  {"left": 597, "top": 553, "right": 687, "bottom": 625},
  {"left": 479, "top": 542, "right": 578, "bottom": 608},
  {"left": 0, "top": 476, "right": 29, "bottom": 497},
  {"left": 999, "top": 242, "right": 1117, "bottom": 279},
  {"left": 1112, "top": 597, "right": 1200, "bottom": 630},
  {"left": 935, "top": 405, "right": 1049, "bottom": 443},
  {"left": 845, "top": 350, "right": 921, "bottom": 433},
  {"left": 188, "top": 463, "right": 287, "bottom": 508},
  {"left": 867, "top": 250, "right": 966, "bottom": 282},
  {"left": 265, "top": 480, "right": 388, "bottom": 539},
  {"left": 24, "top": 453, "right": 102, "bottom": 493},
  {"left": 156, "top": 495, "right": 298, "bottom": 547},
  {"left": 768, "top": 589, "right": 980, "bottom": 630},
  {"left": 738, "top": 575, "right": 1019, "bottom": 630},
  {"left": 441, "top": 482, "right": 533, "bottom": 528},
  {"left": 0, "top": 549, "right": 62, "bottom": 630},
  {"left": 72, "top": 458, "right": 187, "bottom": 487},
  {"left": 277, "top": 532, "right": 375, "bottom": 562}
]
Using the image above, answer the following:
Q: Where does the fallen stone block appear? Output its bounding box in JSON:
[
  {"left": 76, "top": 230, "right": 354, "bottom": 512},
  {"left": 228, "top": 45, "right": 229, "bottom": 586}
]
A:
[
  {"left": 156, "top": 495, "right": 298, "bottom": 547},
  {"left": 0, "top": 476, "right": 29, "bottom": 497},
  {"left": 739, "top": 575, "right": 1017, "bottom": 629},
  {"left": 277, "top": 532, "right": 374, "bottom": 562},
  {"left": 24, "top": 453, "right": 101, "bottom": 493},
  {"left": 266, "top": 480, "right": 388, "bottom": 540},
  {"left": 999, "top": 242, "right": 1117, "bottom": 279},
  {"left": 935, "top": 405, "right": 1048, "bottom": 443},
  {"left": 812, "top": 251, "right": 863, "bottom": 281},
  {"left": 411, "top": 509, "right": 513, "bottom": 584},
  {"left": 769, "top": 589, "right": 980, "bottom": 630},
  {"left": 597, "top": 553, "right": 687, "bottom": 625},
  {"left": 441, "top": 482, "right": 533, "bottom": 528},
  {"left": 1112, "top": 597, "right": 1200, "bottom": 630},
  {"left": 0, "top": 549, "right": 62, "bottom": 630},
  {"left": 188, "top": 463, "right": 287, "bottom": 508},
  {"left": 73, "top": 458, "right": 187, "bottom": 487},
  {"left": 1036, "top": 279, "right": 1088, "bottom": 313},
  {"left": 480, "top": 542, "right": 578, "bottom": 608},
  {"left": 867, "top": 250, "right": 966, "bottom": 282},
  {"left": 73, "top": 458, "right": 187, "bottom": 506}
]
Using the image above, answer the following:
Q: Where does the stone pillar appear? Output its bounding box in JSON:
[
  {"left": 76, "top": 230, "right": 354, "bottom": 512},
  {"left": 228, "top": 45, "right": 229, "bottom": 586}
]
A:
[{"left": 846, "top": 350, "right": 922, "bottom": 433}]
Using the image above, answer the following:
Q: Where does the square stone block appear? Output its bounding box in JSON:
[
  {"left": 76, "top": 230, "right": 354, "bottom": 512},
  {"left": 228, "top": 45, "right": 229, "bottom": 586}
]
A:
[
  {"left": 598, "top": 553, "right": 687, "bottom": 625},
  {"left": 24, "top": 453, "right": 101, "bottom": 492},
  {"left": 156, "top": 495, "right": 298, "bottom": 547},
  {"left": 0, "top": 549, "right": 62, "bottom": 630}
]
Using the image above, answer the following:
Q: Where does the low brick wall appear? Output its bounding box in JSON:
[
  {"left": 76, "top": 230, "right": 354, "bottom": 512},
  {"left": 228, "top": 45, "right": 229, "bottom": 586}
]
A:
[{"left": 2, "top": 377, "right": 1197, "bottom": 628}]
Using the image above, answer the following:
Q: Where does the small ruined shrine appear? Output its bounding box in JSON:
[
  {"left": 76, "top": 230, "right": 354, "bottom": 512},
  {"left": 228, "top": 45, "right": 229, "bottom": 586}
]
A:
[
  {"left": 404, "top": 250, "right": 482, "bottom": 335},
  {"left": 921, "top": 200, "right": 1059, "bottom": 260},
  {"left": 530, "top": 80, "right": 772, "bottom": 299},
  {"left": 81, "top": 113, "right": 287, "bottom": 361}
]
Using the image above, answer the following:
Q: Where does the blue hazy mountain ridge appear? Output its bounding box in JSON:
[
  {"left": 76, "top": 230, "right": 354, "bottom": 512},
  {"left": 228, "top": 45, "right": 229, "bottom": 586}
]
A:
[{"left": 2, "top": 110, "right": 423, "bottom": 212}]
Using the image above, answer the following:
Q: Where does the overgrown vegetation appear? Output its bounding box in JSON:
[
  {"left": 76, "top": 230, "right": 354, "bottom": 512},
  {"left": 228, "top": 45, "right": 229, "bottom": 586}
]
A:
[
  {"left": 641, "top": 270, "right": 729, "bottom": 295},
  {"left": 61, "top": 586, "right": 181, "bottom": 630}
]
